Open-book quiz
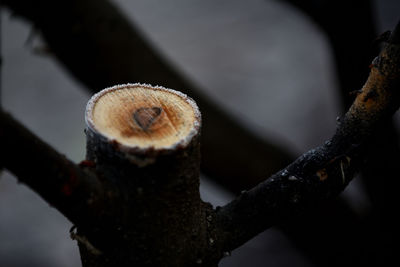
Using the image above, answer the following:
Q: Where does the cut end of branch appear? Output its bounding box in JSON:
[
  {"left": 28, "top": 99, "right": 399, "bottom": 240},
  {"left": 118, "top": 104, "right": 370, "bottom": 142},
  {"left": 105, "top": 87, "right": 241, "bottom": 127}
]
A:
[{"left": 85, "top": 83, "right": 201, "bottom": 152}]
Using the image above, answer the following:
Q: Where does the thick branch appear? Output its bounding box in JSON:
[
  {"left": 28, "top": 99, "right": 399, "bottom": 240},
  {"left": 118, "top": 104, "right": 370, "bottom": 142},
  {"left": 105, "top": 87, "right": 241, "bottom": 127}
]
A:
[
  {"left": 79, "top": 84, "right": 217, "bottom": 266},
  {"left": 2, "top": 0, "right": 292, "bottom": 192},
  {"left": 214, "top": 23, "right": 400, "bottom": 253},
  {"left": 0, "top": 110, "right": 106, "bottom": 229}
]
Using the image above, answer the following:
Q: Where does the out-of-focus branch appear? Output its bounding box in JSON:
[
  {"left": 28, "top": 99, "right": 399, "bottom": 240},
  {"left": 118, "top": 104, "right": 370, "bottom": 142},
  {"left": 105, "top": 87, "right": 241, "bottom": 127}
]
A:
[
  {"left": 214, "top": 24, "right": 400, "bottom": 253},
  {"left": 1, "top": 0, "right": 293, "bottom": 192},
  {"left": 0, "top": 109, "right": 107, "bottom": 229}
]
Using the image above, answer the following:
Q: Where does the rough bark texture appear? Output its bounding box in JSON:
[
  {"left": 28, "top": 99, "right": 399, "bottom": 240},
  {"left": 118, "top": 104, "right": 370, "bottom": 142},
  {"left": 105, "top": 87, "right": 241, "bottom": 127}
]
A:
[
  {"left": 79, "top": 84, "right": 217, "bottom": 266},
  {"left": 356, "top": 28, "right": 400, "bottom": 262},
  {"left": 0, "top": 7, "right": 375, "bottom": 266},
  {"left": 0, "top": 109, "right": 105, "bottom": 229},
  {"left": 278, "top": 1, "right": 393, "bottom": 265},
  {"left": 214, "top": 25, "right": 400, "bottom": 254},
  {"left": 2, "top": 1, "right": 400, "bottom": 265}
]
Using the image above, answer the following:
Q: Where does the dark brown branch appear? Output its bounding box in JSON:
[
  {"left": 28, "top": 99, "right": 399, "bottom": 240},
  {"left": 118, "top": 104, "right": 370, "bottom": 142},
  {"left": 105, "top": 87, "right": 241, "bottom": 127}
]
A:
[
  {"left": 2, "top": 0, "right": 293, "bottom": 192},
  {"left": 214, "top": 23, "right": 400, "bottom": 254},
  {"left": 2, "top": 1, "right": 394, "bottom": 264},
  {"left": 79, "top": 84, "right": 217, "bottom": 266},
  {"left": 276, "top": 1, "right": 393, "bottom": 265},
  {"left": 0, "top": 109, "right": 106, "bottom": 229},
  {"left": 1, "top": 1, "right": 368, "bottom": 263},
  {"left": 359, "top": 23, "right": 400, "bottom": 263}
]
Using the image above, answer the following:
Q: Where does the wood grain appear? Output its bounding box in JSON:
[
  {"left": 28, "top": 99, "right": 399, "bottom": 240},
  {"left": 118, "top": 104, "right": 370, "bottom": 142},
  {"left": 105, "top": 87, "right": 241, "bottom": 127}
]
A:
[{"left": 86, "top": 84, "right": 200, "bottom": 150}]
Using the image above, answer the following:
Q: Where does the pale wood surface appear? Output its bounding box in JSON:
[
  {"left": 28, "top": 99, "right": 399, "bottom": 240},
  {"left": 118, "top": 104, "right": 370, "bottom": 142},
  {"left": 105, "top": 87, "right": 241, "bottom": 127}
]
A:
[{"left": 88, "top": 84, "right": 200, "bottom": 149}]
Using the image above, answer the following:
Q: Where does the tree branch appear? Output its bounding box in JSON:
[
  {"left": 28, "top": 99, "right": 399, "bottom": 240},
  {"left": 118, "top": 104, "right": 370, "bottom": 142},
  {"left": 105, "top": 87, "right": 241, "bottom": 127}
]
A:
[
  {"left": 277, "top": 1, "right": 398, "bottom": 265},
  {"left": 0, "top": 109, "right": 107, "bottom": 229},
  {"left": 214, "top": 22, "right": 400, "bottom": 253},
  {"left": 1, "top": 0, "right": 293, "bottom": 192}
]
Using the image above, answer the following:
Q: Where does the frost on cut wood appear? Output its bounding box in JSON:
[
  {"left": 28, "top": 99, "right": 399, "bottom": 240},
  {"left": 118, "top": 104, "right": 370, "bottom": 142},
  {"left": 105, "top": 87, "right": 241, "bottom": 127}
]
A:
[
  {"left": 0, "top": 2, "right": 399, "bottom": 264},
  {"left": 86, "top": 83, "right": 201, "bottom": 152},
  {"left": 81, "top": 84, "right": 217, "bottom": 267},
  {"left": 1, "top": 0, "right": 293, "bottom": 194}
]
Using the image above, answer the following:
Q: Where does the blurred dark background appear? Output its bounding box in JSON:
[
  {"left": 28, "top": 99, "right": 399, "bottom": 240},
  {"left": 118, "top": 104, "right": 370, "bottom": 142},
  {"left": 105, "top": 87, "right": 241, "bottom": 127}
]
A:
[{"left": 1, "top": 0, "right": 399, "bottom": 266}]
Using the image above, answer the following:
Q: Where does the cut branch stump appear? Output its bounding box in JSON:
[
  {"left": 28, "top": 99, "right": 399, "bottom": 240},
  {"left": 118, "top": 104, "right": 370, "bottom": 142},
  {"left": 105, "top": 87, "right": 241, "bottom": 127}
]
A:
[{"left": 81, "top": 84, "right": 216, "bottom": 266}]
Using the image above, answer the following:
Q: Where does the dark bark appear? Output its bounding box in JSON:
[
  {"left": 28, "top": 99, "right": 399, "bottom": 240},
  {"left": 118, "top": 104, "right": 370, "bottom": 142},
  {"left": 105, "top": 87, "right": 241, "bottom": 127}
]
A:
[
  {"left": 1, "top": 0, "right": 293, "bottom": 193},
  {"left": 0, "top": 109, "right": 105, "bottom": 230},
  {"left": 358, "top": 23, "right": 400, "bottom": 262},
  {"left": 78, "top": 84, "right": 218, "bottom": 266},
  {"left": 1, "top": 21, "right": 399, "bottom": 267},
  {"left": 214, "top": 26, "right": 400, "bottom": 253},
  {"left": 1, "top": 0, "right": 398, "bottom": 266},
  {"left": 277, "top": 1, "right": 395, "bottom": 265}
]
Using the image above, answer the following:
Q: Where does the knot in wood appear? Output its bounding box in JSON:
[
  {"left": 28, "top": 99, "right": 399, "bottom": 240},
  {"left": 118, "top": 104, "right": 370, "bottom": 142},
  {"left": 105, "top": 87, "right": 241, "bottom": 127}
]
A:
[
  {"left": 133, "top": 107, "right": 162, "bottom": 131},
  {"left": 85, "top": 83, "right": 201, "bottom": 151}
]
